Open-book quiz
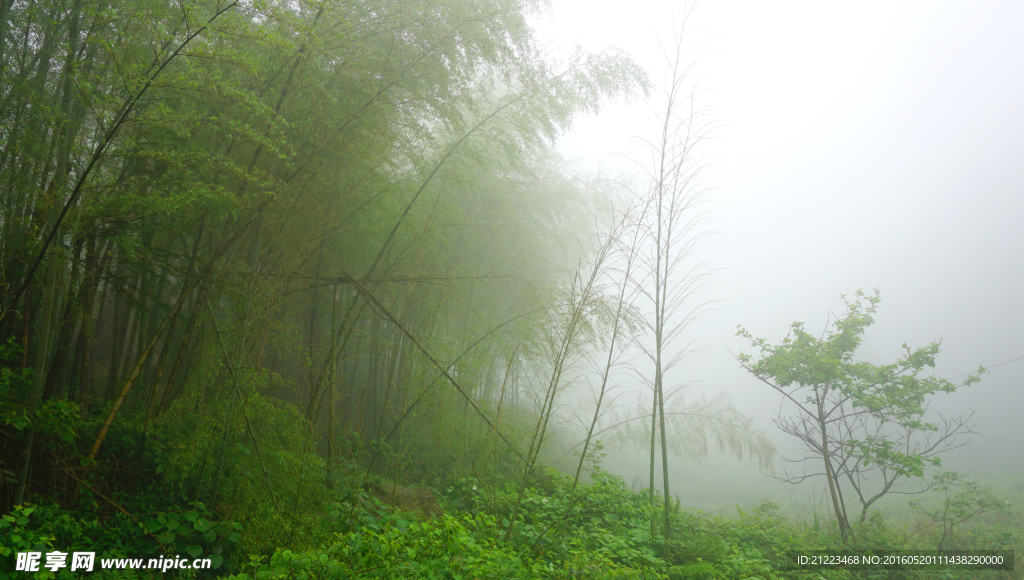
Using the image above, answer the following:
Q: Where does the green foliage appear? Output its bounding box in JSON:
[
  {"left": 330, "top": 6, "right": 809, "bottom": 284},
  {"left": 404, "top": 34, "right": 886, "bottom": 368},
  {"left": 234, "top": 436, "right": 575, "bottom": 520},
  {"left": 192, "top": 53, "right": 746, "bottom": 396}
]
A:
[
  {"left": 910, "top": 472, "right": 1011, "bottom": 550},
  {"left": 140, "top": 503, "right": 243, "bottom": 571},
  {"left": 0, "top": 500, "right": 241, "bottom": 572},
  {"left": 736, "top": 289, "right": 988, "bottom": 529},
  {"left": 0, "top": 404, "right": 246, "bottom": 574},
  {"left": 660, "top": 501, "right": 808, "bottom": 580},
  {"left": 156, "top": 372, "right": 329, "bottom": 558},
  {"left": 443, "top": 468, "right": 663, "bottom": 577},
  {"left": 0, "top": 506, "right": 57, "bottom": 579},
  {"left": 228, "top": 511, "right": 526, "bottom": 580},
  {"left": 0, "top": 339, "right": 32, "bottom": 408},
  {"left": 0, "top": 338, "right": 32, "bottom": 491},
  {"left": 0, "top": 339, "right": 79, "bottom": 442},
  {"left": 5, "top": 419, "right": 1022, "bottom": 580},
  {"left": 2, "top": 0, "right": 646, "bottom": 565},
  {"left": 228, "top": 466, "right": 668, "bottom": 580},
  {"left": 736, "top": 290, "right": 985, "bottom": 433}
]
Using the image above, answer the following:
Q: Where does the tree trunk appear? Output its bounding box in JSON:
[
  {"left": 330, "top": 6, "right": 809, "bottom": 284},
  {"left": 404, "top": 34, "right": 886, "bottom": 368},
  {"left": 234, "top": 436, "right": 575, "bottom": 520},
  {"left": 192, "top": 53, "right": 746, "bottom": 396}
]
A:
[
  {"left": 157, "top": 278, "right": 209, "bottom": 415},
  {"left": 13, "top": 253, "right": 62, "bottom": 505},
  {"left": 649, "top": 389, "right": 658, "bottom": 535},
  {"left": 817, "top": 398, "right": 849, "bottom": 540}
]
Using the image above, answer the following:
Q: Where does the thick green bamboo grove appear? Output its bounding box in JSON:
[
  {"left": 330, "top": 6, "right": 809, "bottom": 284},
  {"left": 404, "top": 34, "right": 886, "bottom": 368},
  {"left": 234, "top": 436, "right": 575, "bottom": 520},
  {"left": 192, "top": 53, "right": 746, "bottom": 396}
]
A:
[{"left": 0, "top": 0, "right": 648, "bottom": 511}]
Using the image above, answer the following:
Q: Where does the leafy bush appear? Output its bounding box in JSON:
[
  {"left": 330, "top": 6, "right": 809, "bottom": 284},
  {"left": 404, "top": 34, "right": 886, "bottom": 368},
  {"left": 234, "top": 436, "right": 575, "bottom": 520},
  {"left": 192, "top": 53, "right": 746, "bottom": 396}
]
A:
[
  {"left": 227, "top": 511, "right": 526, "bottom": 580},
  {"left": 0, "top": 500, "right": 242, "bottom": 579}
]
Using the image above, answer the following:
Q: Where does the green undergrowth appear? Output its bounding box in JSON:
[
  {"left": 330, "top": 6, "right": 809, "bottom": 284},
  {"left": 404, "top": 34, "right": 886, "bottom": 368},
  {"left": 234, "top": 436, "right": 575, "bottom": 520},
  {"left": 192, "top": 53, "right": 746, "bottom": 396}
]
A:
[
  {"left": 5, "top": 480, "right": 1022, "bottom": 580},
  {"left": 226, "top": 468, "right": 1022, "bottom": 580},
  {"left": 3, "top": 429, "right": 1021, "bottom": 580}
]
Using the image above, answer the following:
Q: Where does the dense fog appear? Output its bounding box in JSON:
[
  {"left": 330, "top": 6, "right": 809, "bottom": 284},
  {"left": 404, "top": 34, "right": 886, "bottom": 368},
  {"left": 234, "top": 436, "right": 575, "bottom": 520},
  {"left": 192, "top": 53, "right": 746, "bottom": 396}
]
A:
[{"left": 548, "top": 0, "right": 1024, "bottom": 508}]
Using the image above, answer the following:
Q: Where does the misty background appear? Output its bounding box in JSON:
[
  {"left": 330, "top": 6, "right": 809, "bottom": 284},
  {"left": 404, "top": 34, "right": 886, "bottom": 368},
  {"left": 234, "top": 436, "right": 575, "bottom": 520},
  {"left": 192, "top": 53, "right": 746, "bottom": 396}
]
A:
[{"left": 541, "top": 1, "right": 1024, "bottom": 511}]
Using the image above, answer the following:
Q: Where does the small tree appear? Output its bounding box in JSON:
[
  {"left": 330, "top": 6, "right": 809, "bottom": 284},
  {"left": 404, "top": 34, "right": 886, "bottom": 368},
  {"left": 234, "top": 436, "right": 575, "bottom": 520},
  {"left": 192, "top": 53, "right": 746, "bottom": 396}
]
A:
[
  {"left": 910, "top": 471, "right": 1010, "bottom": 550},
  {"left": 735, "top": 289, "right": 986, "bottom": 540}
]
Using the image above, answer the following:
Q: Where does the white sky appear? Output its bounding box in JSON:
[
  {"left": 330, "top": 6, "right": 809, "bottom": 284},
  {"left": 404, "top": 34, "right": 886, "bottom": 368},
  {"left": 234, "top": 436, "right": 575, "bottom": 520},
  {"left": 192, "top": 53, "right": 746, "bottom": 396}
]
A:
[{"left": 537, "top": 1, "right": 1024, "bottom": 495}]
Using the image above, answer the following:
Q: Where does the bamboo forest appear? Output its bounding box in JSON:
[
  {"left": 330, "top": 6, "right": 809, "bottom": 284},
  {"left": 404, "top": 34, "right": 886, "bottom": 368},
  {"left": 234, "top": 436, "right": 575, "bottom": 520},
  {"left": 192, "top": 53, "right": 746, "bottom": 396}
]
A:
[{"left": 1, "top": 0, "right": 1022, "bottom": 578}]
